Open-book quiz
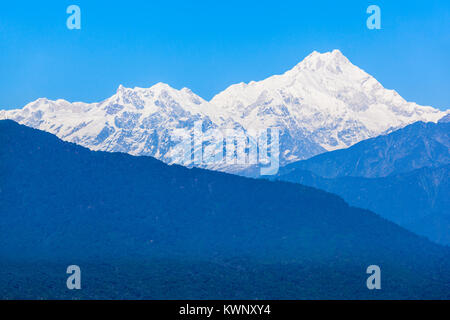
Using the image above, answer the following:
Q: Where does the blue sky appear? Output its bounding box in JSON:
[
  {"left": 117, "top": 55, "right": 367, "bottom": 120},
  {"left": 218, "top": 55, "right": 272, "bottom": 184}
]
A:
[{"left": 0, "top": 0, "right": 448, "bottom": 110}]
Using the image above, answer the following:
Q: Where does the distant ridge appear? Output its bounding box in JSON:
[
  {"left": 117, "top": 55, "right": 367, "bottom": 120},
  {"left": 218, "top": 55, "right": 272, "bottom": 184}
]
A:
[
  {"left": 277, "top": 120, "right": 450, "bottom": 244},
  {"left": 278, "top": 120, "right": 450, "bottom": 179}
]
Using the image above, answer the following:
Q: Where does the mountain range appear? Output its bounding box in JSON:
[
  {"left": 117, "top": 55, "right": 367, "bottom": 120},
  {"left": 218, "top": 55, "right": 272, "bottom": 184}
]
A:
[
  {"left": 0, "top": 50, "right": 446, "bottom": 174},
  {"left": 277, "top": 120, "right": 450, "bottom": 244},
  {"left": 1, "top": 120, "right": 449, "bottom": 299},
  {"left": 278, "top": 120, "right": 450, "bottom": 178}
]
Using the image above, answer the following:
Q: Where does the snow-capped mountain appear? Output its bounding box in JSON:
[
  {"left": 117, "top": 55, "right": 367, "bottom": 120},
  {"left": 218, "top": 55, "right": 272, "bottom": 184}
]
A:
[
  {"left": 1, "top": 50, "right": 446, "bottom": 173},
  {"left": 212, "top": 50, "right": 446, "bottom": 162},
  {"left": 0, "top": 83, "right": 240, "bottom": 168}
]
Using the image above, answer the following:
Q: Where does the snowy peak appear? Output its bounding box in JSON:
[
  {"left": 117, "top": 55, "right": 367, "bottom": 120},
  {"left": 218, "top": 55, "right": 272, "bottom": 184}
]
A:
[
  {"left": 211, "top": 49, "right": 364, "bottom": 107},
  {"left": 113, "top": 82, "right": 206, "bottom": 106},
  {"left": 0, "top": 81, "right": 235, "bottom": 167},
  {"left": 92, "top": 82, "right": 221, "bottom": 124},
  {"left": 208, "top": 50, "right": 445, "bottom": 164},
  {"left": 1, "top": 50, "right": 447, "bottom": 173},
  {"left": 116, "top": 84, "right": 126, "bottom": 93},
  {"left": 294, "top": 49, "right": 351, "bottom": 72},
  {"left": 212, "top": 49, "right": 443, "bottom": 130}
]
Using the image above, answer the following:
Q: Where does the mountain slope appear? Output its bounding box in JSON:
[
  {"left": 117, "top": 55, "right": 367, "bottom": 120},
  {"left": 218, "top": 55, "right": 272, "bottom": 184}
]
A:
[
  {"left": 1, "top": 120, "right": 449, "bottom": 299},
  {"left": 277, "top": 166, "right": 450, "bottom": 245},
  {"left": 0, "top": 50, "right": 446, "bottom": 173},
  {"left": 211, "top": 50, "right": 445, "bottom": 161},
  {"left": 276, "top": 120, "right": 450, "bottom": 244},
  {"left": 278, "top": 120, "right": 450, "bottom": 179},
  {"left": 0, "top": 83, "right": 240, "bottom": 167}
]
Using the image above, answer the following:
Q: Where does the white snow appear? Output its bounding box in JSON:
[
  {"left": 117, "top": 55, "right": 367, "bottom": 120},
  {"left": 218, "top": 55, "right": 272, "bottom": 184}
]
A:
[{"left": 1, "top": 50, "right": 447, "bottom": 173}]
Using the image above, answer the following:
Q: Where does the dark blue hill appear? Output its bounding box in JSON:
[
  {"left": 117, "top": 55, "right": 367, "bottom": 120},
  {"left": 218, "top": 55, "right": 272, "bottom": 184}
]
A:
[
  {"left": 1, "top": 120, "right": 449, "bottom": 299},
  {"left": 279, "top": 121, "right": 449, "bottom": 179},
  {"left": 276, "top": 120, "right": 450, "bottom": 245},
  {"left": 277, "top": 166, "right": 449, "bottom": 245}
]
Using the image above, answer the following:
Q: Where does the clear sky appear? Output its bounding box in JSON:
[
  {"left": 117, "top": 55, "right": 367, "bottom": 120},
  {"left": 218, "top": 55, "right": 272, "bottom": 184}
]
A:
[{"left": 0, "top": 0, "right": 448, "bottom": 110}]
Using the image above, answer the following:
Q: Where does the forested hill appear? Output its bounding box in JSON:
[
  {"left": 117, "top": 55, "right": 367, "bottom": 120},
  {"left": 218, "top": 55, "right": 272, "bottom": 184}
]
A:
[{"left": 1, "top": 120, "right": 449, "bottom": 299}]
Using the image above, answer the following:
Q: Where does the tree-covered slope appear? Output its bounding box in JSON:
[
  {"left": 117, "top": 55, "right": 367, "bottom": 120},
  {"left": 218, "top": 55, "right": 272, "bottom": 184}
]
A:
[
  {"left": 276, "top": 120, "right": 450, "bottom": 245},
  {"left": 277, "top": 166, "right": 449, "bottom": 245},
  {"left": 278, "top": 121, "right": 449, "bottom": 179},
  {"left": 1, "top": 120, "right": 449, "bottom": 299}
]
